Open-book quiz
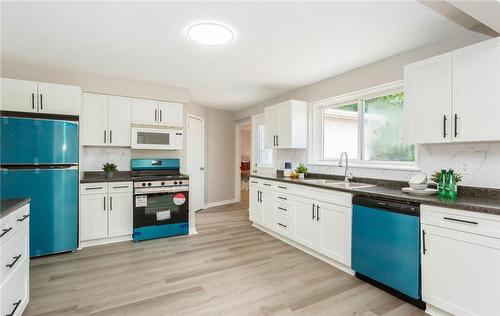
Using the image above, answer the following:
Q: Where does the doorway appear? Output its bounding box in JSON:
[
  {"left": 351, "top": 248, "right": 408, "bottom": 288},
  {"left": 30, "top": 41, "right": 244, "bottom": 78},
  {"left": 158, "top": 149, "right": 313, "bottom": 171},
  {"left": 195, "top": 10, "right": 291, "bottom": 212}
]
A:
[
  {"left": 186, "top": 114, "right": 205, "bottom": 234},
  {"left": 234, "top": 121, "right": 251, "bottom": 204}
]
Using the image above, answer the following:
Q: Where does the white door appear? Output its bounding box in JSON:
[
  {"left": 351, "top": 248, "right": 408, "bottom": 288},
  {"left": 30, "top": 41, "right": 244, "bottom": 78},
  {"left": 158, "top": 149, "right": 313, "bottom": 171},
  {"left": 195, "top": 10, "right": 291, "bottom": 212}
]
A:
[
  {"left": 108, "top": 95, "right": 132, "bottom": 146},
  {"left": 264, "top": 105, "right": 279, "bottom": 149},
  {"left": 277, "top": 101, "right": 291, "bottom": 148},
  {"left": 158, "top": 101, "right": 183, "bottom": 127},
  {"left": 248, "top": 184, "right": 263, "bottom": 224},
  {"left": 403, "top": 53, "right": 452, "bottom": 144},
  {"left": 317, "top": 202, "right": 351, "bottom": 266},
  {"left": 293, "top": 196, "right": 318, "bottom": 249},
  {"left": 131, "top": 98, "right": 158, "bottom": 125},
  {"left": 82, "top": 93, "right": 108, "bottom": 146},
  {"left": 0, "top": 78, "right": 38, "bottom": 113},
  {"left": 452, "top": 37, "right": 500, "bottom": 142},
  {"left": 80, "top": 194, "right": 108, "bottom": 241},
  {"left": 37, "top": 82, "right": 81, "bottom": 115},
  {"left": 108, "top": 193, "right": 133, "bottom": 237},
  {"left": 186, "top": 115, "right": 205, "bottom": 232},
  {"left": 261, "top": 190, "right": 275, "bottom": 230},
  {"left": 422, "top": 224, "right": 500, "bottom": 316}
]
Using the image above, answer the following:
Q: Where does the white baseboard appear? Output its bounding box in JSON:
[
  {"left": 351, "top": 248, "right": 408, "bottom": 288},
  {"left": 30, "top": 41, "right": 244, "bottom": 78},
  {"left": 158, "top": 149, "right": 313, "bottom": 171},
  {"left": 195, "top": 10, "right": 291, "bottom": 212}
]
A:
[
  {"left": 204, "top": 198, "right": 237, "bottom": 209},
  {"left": 252, "top": 222, "right": 354, "bottom": 276},
  {"left": 80, "top": 235, "right": 132, "bottom": 248},
  {"left": 425, "top": 304, "right": 454, "bottom": 316},
  {"left": 189, "top": 227, "right": 198, "bottom": 235}
]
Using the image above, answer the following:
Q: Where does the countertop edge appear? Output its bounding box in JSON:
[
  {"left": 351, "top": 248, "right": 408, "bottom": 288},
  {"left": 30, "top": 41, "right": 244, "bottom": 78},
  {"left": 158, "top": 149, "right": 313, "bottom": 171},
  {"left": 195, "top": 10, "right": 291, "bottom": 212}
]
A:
[{"left": 0, "top": 198, "right": 31, "bottom": 219}]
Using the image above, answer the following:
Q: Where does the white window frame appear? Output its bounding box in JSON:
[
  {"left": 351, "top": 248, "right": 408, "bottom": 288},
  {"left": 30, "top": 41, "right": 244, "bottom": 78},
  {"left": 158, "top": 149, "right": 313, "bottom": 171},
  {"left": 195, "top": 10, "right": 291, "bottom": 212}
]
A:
[{"left": 309, "top": 80, "right": 419, "bottom": 171}]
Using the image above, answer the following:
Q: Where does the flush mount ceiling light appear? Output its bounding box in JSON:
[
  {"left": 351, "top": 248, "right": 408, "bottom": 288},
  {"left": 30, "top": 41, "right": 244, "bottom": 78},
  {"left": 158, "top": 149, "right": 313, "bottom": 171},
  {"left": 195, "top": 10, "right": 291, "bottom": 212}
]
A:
[{"left": 186, "top": 22, "right": 235, "bottom": 45}]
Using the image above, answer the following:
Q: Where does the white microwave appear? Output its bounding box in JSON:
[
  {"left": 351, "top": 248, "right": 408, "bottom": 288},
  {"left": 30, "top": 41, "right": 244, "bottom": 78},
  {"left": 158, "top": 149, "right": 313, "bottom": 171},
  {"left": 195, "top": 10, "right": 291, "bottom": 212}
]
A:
[{"left": 131, "top": 127, "right": 183, "bottom": 150}]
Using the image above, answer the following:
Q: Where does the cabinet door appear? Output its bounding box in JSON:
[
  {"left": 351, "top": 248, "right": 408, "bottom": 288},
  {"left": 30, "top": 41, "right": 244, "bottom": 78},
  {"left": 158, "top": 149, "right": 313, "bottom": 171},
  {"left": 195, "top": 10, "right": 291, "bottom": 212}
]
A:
[
  {"left": 82, "top": 93, "right": 108, "bottom": 146},
  {"left": 264, "top": 105, "right": 279, "bottom": 149},
  {"left": 422, "top": 224, "right": 500, "bottom": 316},
  {"left": 277, "top": 102, "right": 291, "bottom": 148},
  {"left": 317, "top": 202, "right": 351, "bottom": 266},
  {"left": 38, "top": 82, "right": 81, "bottom": 115},
  {"left": 131, "top": 98, "right": 158, "bottom": 125},
  {"left": 249, "top": 186, "right": 263, "bottom": 224},
  {"left": 452, "top": 38, "right": 500, "bottom": 142},
  {"left": 108, "top": 96, "right": 132, "bottom": 146},
  {"left": 0, "top": 78, "right": 38, "bottom": 113},
  {"left": 80, "top": 194, "right": 108, "bottom": 241},
  {"left": 403, "top": 53, "right": 452, "bottom": 144},
  {"left": 293, "top": 196, "right": 318, "bottom": 249},
  {"left": 108, "top": 193, "right": 133, "bottom": 238},
  {"left": 261, "top": 190, "right": 275, "bottom": 230},
  {"left": 158, "top": 101, "right": 183, "bottom": 127}
]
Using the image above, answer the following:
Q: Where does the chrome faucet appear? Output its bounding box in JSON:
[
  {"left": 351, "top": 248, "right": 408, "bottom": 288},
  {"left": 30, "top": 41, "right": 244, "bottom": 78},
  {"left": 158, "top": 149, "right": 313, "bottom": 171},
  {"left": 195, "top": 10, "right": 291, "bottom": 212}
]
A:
[{"left": 338, "top": 151, "right": 352, "bottom": 183}]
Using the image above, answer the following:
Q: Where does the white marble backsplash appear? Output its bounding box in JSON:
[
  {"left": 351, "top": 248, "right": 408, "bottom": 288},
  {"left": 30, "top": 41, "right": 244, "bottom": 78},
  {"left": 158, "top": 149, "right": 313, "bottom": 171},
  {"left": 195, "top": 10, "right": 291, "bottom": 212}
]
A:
[
  {"left": 82, "top": 147, "right": 131, "bottom": 171},
  {"left": 272, "top": 142, "right": 500, "bottom": 189}
]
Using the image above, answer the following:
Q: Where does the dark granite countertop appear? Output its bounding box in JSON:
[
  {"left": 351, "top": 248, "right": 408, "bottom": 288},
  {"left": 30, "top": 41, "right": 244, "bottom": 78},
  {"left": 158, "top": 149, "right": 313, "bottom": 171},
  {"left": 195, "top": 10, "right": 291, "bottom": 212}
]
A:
[
  {"left": 1, "top": 198, "right": 30, "bottom": 219},
  {"left": 250, "top": 174, "right": 500, "bottom": 216},
  {"left": 80, "top": 171, "right": 133, "bottom": 183}
]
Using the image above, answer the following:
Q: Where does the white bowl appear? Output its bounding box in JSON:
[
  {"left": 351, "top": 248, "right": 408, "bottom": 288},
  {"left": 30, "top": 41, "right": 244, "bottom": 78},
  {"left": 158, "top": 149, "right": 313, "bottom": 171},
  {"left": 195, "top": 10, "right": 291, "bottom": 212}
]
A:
[
  {"left": 409, "top": 172, "right": 427, "bottom": 184},
  {"left": 409, "top": 182, "right": 428, "bottom": 190}
]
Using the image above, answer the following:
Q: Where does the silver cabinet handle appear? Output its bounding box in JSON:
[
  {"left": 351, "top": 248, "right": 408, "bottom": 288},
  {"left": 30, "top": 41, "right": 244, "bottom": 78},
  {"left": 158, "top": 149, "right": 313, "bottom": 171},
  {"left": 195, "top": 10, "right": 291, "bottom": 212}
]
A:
[
  {"left": 109, "top": 130, "right": 112, "bottom": 143},
  {"left": 40, "top": 94, "right": 43, "bottom": 110},
  {"left": 103, "top": 196, "right": 106, "bottom": 211},
  {"left": 263, "top": 183, "right": 271, "bottom": 187},
  {"left": 443, "top": 217, "right": 478, "bottom": 225},
  {"left": 277, "top": 223, "right": 287, "bottom": 228},
  {"left": 160, "top": 110, "right": 162, "bottom": 122},
  {"left": 316, "top": 205, "right": 320, "bottom": 221},
  {"left": 155, "top": 109, "right": 157, "bottom": 122},
  {"left": 278, "top": 196, "right": 287, "bottom": 200},
  {"left": 6, "top": 299, "right": 21, "bottom": 316},
  {"left": 0, "top": 227, "right": 12, "bottom": 238},
  {"left": 312, "top": 204, "right": 315, "bottom": 219},
  {"left": 277, "top": 207, "right": 287, "bottom": 211},
  {"left": 104, "top": 130, "right": 106, "bottom": 143},
  {"left": 110, "top": 196, "right": 113, "bottom": 210},
  {"left": 32, "top": 93, "right": 35, "bottom": 109},
  {"left": 200, "top": 167, "right": 205, "bottom": 171},
  {"left": 422, "top": 229, "right": 427, "bottom": 254},
  {"left": 112, "top": 185, "right": 129, "bottom": 189},
  {"left": 85, "top": 187, "right": 103, "bottom": 190}
]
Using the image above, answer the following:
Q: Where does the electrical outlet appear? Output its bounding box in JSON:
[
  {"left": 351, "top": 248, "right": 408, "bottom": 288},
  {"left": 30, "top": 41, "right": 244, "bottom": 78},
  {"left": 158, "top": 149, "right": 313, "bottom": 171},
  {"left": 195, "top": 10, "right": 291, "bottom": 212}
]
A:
[{"left": 459, "top": 160, "right": 470, "bottom": 174}]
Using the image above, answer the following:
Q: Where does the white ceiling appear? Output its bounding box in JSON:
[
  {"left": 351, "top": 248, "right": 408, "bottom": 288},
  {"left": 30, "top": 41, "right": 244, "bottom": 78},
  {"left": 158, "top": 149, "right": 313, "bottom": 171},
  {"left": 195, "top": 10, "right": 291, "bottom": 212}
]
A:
[{"left": 1, "top": 1, "right": 475, "bottom": 110}]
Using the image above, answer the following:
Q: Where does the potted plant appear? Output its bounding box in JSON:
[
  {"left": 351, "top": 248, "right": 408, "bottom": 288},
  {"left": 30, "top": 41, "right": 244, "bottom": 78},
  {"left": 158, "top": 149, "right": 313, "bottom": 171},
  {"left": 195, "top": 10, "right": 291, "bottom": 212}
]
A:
[
  {"left": 295, "top": 163, "right": 308, "bottom": 179},
  {"left": 102, "top": 162, "right": 118, "bottom": 179}
]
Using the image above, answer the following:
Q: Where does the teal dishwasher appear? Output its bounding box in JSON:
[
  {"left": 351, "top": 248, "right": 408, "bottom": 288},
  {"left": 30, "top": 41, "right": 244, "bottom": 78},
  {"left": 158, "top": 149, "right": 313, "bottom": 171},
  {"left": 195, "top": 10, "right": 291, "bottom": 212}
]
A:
[{"left": 352, "top": 195, "right": 424, "bottom": 308}]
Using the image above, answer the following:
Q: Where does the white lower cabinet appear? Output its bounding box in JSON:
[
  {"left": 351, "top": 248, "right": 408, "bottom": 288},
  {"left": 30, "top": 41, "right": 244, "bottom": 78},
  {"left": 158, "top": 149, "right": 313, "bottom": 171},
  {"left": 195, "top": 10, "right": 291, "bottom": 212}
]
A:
[
  {"left": 421, "top": 205, "right": 500, "bottom": 316},
  {"left": 80, "top": 182, "right": 133, "bottom": 246},
  {"left": 249, "top": 178, "right": 352, "bottom": 269}
]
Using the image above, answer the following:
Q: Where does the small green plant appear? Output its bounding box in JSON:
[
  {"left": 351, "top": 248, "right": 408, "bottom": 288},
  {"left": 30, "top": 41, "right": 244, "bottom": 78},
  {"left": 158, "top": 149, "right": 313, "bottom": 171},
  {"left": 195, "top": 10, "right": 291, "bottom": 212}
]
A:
[
  {"left": 295, "top": 163, "right": 308, "bottom": 174},
  {"left": 430, "top": 170, "right": 463, "bottom": 183},
  {"left": 102, "top": 162, "right": 118, "bottom": 173}
]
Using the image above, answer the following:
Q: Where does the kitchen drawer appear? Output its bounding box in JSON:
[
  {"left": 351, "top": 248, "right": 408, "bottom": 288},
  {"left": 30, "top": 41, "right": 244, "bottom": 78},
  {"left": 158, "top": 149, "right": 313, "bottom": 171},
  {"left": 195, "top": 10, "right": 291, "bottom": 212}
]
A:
[
  {"left": 421, "top": 205, "right": 500, "bottom": 239},
  {"left": 0, "top": 258, "right": 29, "bottom": 316},
  {"left": 273, "top": 182, "right": 295, "bottom": 194},
  {"left": 261, "top": 180, "right": 275, "bottom": 190},
  {"left": 0, "top": 204, "right": 29, "bottom": 246},
  {"left": 80, "top": 182, "right": 108, "bottom": 195},
  {"left": 249, "top": 179, "right": 261, "bottom": 187},
  {"left": 276, "top": 202, "right": 294, "bottom": 217},
  {"left": 274, "top": 192, "right": 294, "bottom": 206},
  {"left": 275, "top": 214, "right": 293, "bottom": 238},
  {"left": 295, "top": 185, "right": 352, "bottom": 207},
  {"left": 0, "top": 225, "right": 28, "bottom": 287},
  {"left": 108, "top": 181, "right": 133, "bottom": 194}
]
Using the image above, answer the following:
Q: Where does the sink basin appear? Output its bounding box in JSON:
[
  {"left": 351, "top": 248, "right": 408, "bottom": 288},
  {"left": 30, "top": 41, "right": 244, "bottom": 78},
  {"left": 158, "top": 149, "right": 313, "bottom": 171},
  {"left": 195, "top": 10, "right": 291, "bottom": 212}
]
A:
[{"left": 302, "top": 179, "right": 375, "bottom": 189}]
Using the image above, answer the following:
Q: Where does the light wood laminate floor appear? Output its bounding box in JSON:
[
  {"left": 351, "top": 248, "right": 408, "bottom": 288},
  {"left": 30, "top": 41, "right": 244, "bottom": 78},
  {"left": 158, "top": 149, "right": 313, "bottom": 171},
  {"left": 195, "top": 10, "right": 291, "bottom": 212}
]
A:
[{"left": 25, "top": 191, "right": 426, "bottom": 316}]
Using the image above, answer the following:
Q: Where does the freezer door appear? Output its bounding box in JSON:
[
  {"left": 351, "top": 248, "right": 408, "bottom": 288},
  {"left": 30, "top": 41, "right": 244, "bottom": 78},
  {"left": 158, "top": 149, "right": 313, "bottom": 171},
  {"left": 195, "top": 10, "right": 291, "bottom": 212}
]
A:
[
  {"left": 0, "top": 168, "right": 78, "bottom": 256},
  {"left": 0, "top": 116, "right": 78, "bottom": 164}
]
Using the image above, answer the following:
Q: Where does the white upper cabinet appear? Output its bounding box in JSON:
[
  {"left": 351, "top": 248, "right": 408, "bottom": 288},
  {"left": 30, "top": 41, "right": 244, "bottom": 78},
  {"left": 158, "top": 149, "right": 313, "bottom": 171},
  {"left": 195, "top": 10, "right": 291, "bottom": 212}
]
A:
[
  {"left": 403, "top": 37, "right": 500, "bottom": 144},
  {"left": 1, "top": 78, "right": 81, "bottom": 115},
  {"left": 158, "top": 101, "right": 183, "bottom": 127},
  {"left": 132, "top": 98, "right": 184, "bottom": 127},
  {"left": 452, "top": 38, "right": 500, "bottom": 142},
  {"left": 403, "top": 53, "right": 452, "bottom": 144},
  {"left": 131, "top": 98, "right": 158, "bottom": 125},
  {"left": 0, "top": 78, "right": 38, "bottom": 112},
  {"left": 264, "top": 100, "right": 307, "bottom": 149},
  {"left": 82, "top": 93, "right": 131, "bottom": 146}
]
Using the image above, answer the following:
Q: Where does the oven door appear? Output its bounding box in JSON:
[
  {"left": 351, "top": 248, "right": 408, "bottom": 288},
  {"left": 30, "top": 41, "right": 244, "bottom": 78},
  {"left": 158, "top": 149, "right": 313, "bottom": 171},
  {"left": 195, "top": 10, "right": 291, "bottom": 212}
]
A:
[
  {"left": 133, "top": 191, "right": 189, "bottom": 228},
  {"left": 131, "top": 127, "right": 183, "bottom": 150}
]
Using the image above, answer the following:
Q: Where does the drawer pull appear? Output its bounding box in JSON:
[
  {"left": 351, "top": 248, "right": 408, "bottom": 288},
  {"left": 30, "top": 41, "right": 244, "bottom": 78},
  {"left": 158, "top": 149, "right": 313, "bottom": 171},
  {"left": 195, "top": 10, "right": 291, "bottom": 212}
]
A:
[
  {"left": 112, "top": 185, "right": 129, "bottom": 189},
  {"left": 85, "top": 187, "right": 103, "bottom": 190},
  {"left": 277, "top": 223, "right": 287, "bottom": 228},
  {"left": 6, "top": 254, "right": 22, "bottom": 268},
  {"left": 443, "top": 217, "right": 478, "bottom": 225},
  {"left": 277, "top": 207, "right": 287, "bottom": 211},
  {"left": 17, "top": 214, "right": 30, "bottom": 222},
  {"left": 278, "top": 196, "right": 287, "bottom": 200},
  {"left": 6, "top": 300, "right": 21, "bottom": 316},
  {"left": 0, "top": 227, "right": 12, "bottom": 238},
  {"left": 263, "top": 183, "right": 271, "bottom": 187},
  {"left": 250, "top": 181, "right": 258, "bottom": 184},
  {"left": 278, "top": 186, "right": 287, "bottom": 189}
]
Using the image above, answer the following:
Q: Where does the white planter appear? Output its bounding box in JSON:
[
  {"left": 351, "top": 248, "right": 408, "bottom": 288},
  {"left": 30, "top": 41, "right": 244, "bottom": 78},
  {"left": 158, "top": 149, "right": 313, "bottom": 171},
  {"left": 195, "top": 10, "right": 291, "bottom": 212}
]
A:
[{"left": 298, "top": 173, "right": 305, "bottom": 179}]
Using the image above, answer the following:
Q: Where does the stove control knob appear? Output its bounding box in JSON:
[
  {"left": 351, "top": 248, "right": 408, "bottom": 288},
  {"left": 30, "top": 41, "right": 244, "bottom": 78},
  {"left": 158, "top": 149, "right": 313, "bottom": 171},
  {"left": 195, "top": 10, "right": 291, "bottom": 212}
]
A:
[
  {"left": 174, "top": 181, "right": 178, "bottom": 185},
  {"left": 142, "top": 183, "right": 146, "bottom": 187},
  {"left": 161, "top": 182, "right": 165, "bottom": 186},
  {"left": 147, "top": 183, "right": 152, "bottom": 187},
  {"left": 179, "top": 181, "right": 183, "bottom": 185}
]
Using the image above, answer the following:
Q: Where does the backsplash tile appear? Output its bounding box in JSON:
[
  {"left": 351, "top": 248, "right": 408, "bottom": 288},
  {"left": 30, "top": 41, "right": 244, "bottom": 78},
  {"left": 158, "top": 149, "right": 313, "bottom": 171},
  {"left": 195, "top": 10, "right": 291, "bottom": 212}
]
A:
[{"left": 82, "top": 147, "right": 131, "bottom": 171}]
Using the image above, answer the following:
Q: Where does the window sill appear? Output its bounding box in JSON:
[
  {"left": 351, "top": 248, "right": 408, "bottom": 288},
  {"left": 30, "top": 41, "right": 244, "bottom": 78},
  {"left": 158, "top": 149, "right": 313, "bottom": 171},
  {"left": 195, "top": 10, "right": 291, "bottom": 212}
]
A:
[{"left": 308, "top": 161, "right": 421, "bottom": 172}]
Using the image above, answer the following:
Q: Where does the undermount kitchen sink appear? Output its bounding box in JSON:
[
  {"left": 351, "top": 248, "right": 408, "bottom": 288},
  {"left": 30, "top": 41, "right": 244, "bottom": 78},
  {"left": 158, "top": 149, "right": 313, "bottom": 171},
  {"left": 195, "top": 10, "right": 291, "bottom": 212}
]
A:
[{"left": 302, "top": 179, "right": 376, "bottom": 189}]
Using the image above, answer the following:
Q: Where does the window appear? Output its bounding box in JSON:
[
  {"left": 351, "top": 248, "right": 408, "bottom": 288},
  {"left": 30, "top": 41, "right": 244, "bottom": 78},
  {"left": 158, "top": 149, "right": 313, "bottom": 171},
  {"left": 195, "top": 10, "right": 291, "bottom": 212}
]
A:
[
  {"left": 316, "top": 82, "right": 415, "bottom": 166},
  {"left": 258, "top": 123, "right": 273, "bottom": 167}
]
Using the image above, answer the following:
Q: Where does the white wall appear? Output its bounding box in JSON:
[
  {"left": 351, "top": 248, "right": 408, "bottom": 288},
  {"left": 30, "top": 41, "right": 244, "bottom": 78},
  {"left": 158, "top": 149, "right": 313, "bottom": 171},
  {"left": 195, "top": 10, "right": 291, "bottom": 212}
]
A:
[{"left": 234, "top": 32, "right": 500, "bottom": 188}]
